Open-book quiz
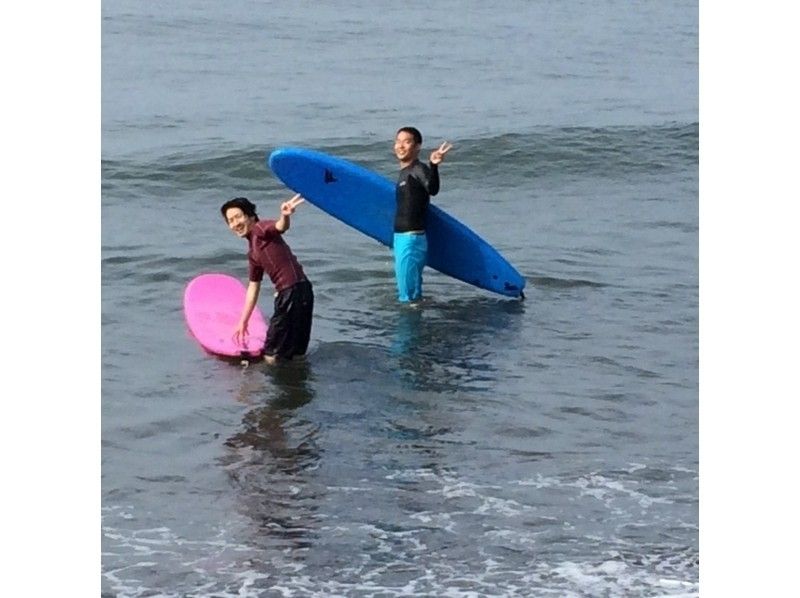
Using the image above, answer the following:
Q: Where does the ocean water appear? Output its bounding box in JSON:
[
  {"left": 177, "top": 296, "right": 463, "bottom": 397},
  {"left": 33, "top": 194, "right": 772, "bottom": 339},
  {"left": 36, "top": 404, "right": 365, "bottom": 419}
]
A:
[{"left": 102, "top": 1, "right": 698, "bottom": 596}]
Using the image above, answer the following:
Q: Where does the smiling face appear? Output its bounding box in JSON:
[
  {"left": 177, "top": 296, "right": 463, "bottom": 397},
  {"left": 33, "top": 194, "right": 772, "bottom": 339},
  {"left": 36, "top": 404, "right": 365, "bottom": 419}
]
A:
[
  {"left": 394, "top": 130, "right": 421, "bottom": 165},
  {"left": 225, "top": 206, "right": 256, "bottom": 237}
]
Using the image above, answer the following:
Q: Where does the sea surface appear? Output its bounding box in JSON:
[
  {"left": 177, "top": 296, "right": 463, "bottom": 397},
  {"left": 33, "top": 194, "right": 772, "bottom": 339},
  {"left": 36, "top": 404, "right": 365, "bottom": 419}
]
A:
[{"left": 102, "top": 1, "right": 698, "bottom": 596}]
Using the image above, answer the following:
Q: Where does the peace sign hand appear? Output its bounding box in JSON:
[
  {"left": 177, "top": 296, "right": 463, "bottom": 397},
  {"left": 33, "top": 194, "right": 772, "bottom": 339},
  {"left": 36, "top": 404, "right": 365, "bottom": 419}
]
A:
[
  {"left": 430, "top": 141, "right": 453, "bottom": 165},
  {"left": 280, "top": 193, "right": 306, "bottom": 216}
]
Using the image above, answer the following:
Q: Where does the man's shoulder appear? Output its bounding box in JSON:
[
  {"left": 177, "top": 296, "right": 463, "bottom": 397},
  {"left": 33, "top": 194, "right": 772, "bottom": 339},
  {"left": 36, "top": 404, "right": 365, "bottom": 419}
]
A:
[
  {"left": 253, "top": 219, "right": 279, "bottom": 235},
  {"left": 412, "top": 159, "right": 429, "bottom": 172},
  {"left": 400, "top": 160, "right": 429, "bottom": 179}
]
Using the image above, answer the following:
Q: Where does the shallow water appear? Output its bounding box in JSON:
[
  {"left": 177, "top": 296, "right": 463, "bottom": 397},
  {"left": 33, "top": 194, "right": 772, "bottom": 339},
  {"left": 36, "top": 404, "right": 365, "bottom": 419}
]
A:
[{"left": 102, "top": 1, "right": 698, "bottom": 595}]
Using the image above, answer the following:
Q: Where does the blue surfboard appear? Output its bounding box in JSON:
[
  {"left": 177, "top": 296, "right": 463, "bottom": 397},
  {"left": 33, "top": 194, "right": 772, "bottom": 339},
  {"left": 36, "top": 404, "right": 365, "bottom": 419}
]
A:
[{"left": 268, "top": 147, "right": 525, "bottom": 298}]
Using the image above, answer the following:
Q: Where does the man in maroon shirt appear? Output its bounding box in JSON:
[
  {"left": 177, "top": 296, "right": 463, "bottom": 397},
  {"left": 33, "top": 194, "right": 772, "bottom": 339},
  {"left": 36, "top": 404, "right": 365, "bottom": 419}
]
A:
[{"left": 220, "top": 194, "right": 313, "bottom": 364}]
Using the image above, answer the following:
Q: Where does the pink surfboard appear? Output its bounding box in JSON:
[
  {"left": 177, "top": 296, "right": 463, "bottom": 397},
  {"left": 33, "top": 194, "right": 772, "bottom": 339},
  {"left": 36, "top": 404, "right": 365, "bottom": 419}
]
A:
[{"left": 183, "top": 273, "right": 268, "bottom": 358}]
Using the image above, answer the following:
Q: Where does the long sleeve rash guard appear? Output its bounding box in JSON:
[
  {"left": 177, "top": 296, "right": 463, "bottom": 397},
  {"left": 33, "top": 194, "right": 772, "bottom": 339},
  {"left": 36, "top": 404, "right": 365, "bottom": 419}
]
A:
[{"left": 393, "top": 160, "right": 440, "bottom": 233}]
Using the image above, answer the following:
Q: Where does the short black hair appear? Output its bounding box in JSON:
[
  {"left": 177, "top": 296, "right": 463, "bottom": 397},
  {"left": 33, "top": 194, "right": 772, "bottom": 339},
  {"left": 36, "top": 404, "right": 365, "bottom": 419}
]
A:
[
  {"left": 220, "top": 197, "right": 258, "bottom": 222},
  {"left": 396, "top": 126, "right": 422, "bottom": 145}
]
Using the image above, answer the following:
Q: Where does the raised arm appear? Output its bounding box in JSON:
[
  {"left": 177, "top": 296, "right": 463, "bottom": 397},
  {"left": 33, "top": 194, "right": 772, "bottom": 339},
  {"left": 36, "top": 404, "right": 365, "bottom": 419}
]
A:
[
  {"left": 275, "top": 193, "right": 306, "bottom": 233},
  {"left": 427, "top": 141, "right": 453, "bottom": 196}
]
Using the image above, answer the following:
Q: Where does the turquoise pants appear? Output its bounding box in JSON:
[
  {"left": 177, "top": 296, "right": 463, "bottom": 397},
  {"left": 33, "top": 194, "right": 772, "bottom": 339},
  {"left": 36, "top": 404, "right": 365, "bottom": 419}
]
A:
[{"left": 393, "top": 232, "right": 428, "bottom": 302}]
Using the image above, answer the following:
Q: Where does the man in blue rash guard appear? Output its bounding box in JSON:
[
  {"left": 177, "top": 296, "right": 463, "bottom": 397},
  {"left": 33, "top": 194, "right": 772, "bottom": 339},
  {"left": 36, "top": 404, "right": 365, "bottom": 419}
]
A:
[{"left": 392, "top": 126, "right": 453, "bottom": 302}]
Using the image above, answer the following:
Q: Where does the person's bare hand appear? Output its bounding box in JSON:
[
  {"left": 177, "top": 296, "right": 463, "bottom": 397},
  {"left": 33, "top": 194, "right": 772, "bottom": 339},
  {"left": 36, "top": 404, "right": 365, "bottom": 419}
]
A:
[
  {"left": 280, "top": 193, "right": 305, "bottom": 216},
  {"left": 430, "top": 141, "right": 453, "bottom": 165}
]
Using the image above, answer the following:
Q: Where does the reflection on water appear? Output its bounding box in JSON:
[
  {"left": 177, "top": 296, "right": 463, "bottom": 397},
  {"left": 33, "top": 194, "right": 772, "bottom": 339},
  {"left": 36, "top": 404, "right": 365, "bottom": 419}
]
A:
[
  {"left": 390, "top": 305, "right": 424, "bottom": 357},
  {"left": 387, "top": 297, "right": 526, "bottom": 393},
  {"left": 214, "top": 296, "right": 526, "bottom": 564},
  {"left": 220, "top": 360, "right": 322, "bottom": 552}
]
